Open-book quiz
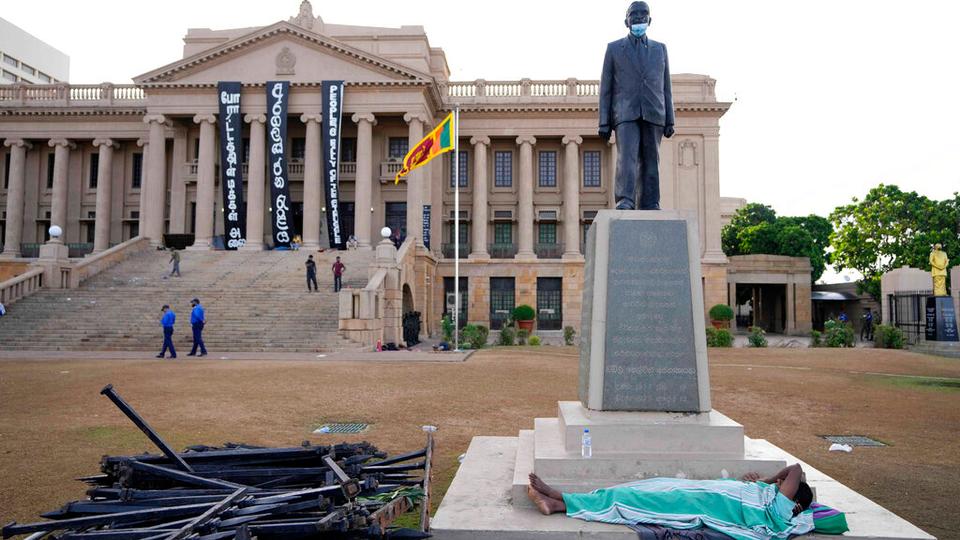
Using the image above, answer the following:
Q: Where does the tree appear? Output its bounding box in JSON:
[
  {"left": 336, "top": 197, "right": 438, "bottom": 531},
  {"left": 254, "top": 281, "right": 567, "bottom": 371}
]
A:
[
  {"left": 722, "top": 204, "right": 831, "bottom": 281},
  {"left": 829, "top": 184, "right": 960, "bottom": 299}
]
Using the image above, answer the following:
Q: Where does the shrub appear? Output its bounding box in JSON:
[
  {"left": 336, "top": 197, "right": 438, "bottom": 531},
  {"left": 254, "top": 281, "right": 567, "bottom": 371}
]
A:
[
  {"left": 874, "top": 324, "right": 905, "bottom": 349},
  {"left": 748, "top": 326, "right": 768, "bottom": 348},
  {"left": 528, "top": 335, "right": 542, "bottom": 346},
  {"left": 563, "top": 326, "right": 576, "bottom": 346},
  {"left": 706, "top": 327, "right": 732, "bottom": 347},
  {"left": 497, "top": 326, "right": 516, "bottom": 346},
  {"left": 461, "top": 324, "right": 489, "bottom": 349},
  {"left": 810, "top": 330, "right": 822, "bottom": 348},
  {"left": 708, "top": 304, "right": 734, "bottom": 321},
  {"left": 512, "top": 304, "right": 536, "bottom": 321},
  {"left": 824, "top": 319, "right": 855, "bottom": 348},
  {"left": 714, "top": 328, "right": 733, "bottom": 347},
  {"left": 441, "top": 315, "right": 454, "bottom": 343},
  {"left": 516, "top": 329, "right": 529, "bottom": 345}
]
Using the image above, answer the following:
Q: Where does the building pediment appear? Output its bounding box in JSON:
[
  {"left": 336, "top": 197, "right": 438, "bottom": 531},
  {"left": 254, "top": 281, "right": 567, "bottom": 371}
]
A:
[{"left": 134, "top": 21, "right": 434, "bottom": 85}]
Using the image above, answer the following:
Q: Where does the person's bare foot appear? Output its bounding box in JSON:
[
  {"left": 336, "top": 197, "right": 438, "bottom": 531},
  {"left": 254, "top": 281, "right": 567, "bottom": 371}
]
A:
[
  {"left": 527, "top": 485, "right": 565, "bottom": 515},
  {"left": 529, "top": 473, "right": 564, "bottom": 501}
]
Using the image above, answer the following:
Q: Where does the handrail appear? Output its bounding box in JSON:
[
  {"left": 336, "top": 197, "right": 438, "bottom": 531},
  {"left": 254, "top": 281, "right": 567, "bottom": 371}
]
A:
[
  {"left": 0, "top": 83, "right": 145, "bottom": 105},
  {"left": 0, "top": 267, "right": 44, "bottom": 306}
]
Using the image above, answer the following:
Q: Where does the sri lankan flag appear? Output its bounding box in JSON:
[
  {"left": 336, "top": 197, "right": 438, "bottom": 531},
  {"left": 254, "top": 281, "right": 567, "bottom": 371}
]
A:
[{"left": 395, "top": 112, "right": 455, "bottom": 184}]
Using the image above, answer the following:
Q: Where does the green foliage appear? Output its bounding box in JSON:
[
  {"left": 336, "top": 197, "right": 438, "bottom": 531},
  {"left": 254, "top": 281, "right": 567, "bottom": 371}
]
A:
[
  {"left": 461, "top": 324, "right": 489, "bottom": 349},
  {"left": 721, "top": 203, "right": 832, "bottom": 281},
  {"left": 747, "top": 326, "right": 768, "bottom": 348},
  {"left": 708, "top": 304, "right": 734, "bottom": 321},
  {"left": 512, "top": 304, "right": 536, "bottom": 321},
  {"left": 516, "top": 329, "right": 529, "bottom": 345},
  {"left": 810, "top": 330, "right": 822, "bottom": 347},
  {"left": 528, "top": 335, "right": 542, "bottom": 346},
  {"left": 706, "top": 327, "right": 733, "bottom": 347},
  {"left": 830, "top": 184, "right": 960, "bottom": 300},
  {"left": 497, "top": 326, "right": 516, "bottom": 346},
  {"left": 823, "top": 319, "right": 855, "bottom": 348},
  {"left": 563, "top": 326, "right": 576, "bottom": 346},
  {"left": 874, "top": 324, "right": 905, "bottom": 349},
  {"left": 441, "top": 315, "right": 454, "bottom": 343}
]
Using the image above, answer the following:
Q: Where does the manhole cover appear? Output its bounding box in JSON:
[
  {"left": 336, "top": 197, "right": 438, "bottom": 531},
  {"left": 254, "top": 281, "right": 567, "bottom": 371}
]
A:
[
  {"left": 314, "top": 423, "right": 369, "bottom": 434},
  {"left": 820, "top": 435, "right": 886, "bottom": 447}
]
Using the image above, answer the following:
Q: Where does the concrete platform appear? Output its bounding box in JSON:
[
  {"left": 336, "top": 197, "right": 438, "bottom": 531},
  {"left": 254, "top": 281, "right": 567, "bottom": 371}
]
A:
[
  {"left": 432, "top": 436, "right": 936, "bottom": 540},
  {"left": 513, "top": 417, "right": 785, "bottom": 504}
]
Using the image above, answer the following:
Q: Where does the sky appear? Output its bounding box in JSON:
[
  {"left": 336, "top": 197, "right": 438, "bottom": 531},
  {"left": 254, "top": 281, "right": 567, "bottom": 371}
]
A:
[{"left": 4, "top": 0, "right": 958, "bottom": 222}]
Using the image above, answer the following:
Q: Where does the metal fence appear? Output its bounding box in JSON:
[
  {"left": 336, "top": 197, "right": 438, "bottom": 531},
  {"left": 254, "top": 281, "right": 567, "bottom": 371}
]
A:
[{"left": 888, "top": 290, "right": 932, "bottom": 345}]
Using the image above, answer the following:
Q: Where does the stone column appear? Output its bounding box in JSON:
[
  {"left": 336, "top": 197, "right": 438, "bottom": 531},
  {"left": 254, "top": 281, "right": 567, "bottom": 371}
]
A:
[
  {"left": 786, "top": 278, "right": 796, "bottom": 335},
  {"left": 404, "top": 113, "right": 427, "bottom": 246},
  {"left": 301, "top": 114, "right": 322, "bottom": 250},
  {"left": 516, "top": 135, "right": 537, "bottom": 259},
  {"left": 190, "top": 114, "right": 217, "bottom": 250},
  {"left": 2, "top": 139, "right": 31, "bottom": 258},
  {"left": 48, "top": 138, "right": 74, "bottom": 242},
  {"left": 562, "top": 135, "right": 583, "bottom": 259},
  {"left": 702, "top": 133, "right": 726, "bottom": 262},
  {"left": 241, "top": 114, "right": 266, "bottom": 251},
  {"left": 168, "top": 129, "right": 188, "bottom": 233},
  {"left": 469, "top": 136, "right": 490, "bottom": 259},
  {"left": 92, "top": 138, "right": 118, "bottom": 253},
  {"left": 137, "top": 138, "right": 148, "bottom": 234},
  {"left": 143, "top": 114, "right": 167, "bottom": 246},
  {"left": 352, "top": 112, "right": 377, "bottom": 250}
]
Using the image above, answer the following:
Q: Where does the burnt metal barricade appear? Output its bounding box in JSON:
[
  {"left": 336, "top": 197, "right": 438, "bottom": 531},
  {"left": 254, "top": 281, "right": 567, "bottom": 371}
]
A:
[{"left": 3, "top": 385, "right": 435, "bottom": 540}]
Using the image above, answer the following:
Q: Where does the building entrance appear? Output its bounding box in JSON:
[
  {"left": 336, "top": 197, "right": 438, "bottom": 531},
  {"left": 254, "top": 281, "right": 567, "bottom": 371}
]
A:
[{"left": 735, "top": 284, "right": 786, "bottom": 333}]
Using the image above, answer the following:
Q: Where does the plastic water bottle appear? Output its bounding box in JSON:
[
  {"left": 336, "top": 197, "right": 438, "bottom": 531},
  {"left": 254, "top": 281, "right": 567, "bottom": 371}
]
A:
[{"left": 581, "top": 428, "right": 592, "bottom": 458}]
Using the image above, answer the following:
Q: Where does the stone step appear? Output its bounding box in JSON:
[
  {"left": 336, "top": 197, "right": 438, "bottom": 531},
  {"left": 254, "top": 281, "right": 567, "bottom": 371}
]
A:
[
  {"left": 525, "top": 417, "right": 784, "bottom": 496},
  {"left": 556, "top": 401, "right": 745, "bottom": 456},
  {"left": 431, "top": 435, "right": 937, "bottom": 540}
]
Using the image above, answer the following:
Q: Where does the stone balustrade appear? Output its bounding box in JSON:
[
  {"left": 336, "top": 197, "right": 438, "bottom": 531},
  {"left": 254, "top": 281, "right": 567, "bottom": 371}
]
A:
[
  {"left": 0, "top": 83, "right": 145, "bottom": 106},
  {"left": 0, "top": 267, "right": 44, "bottom": 306}
]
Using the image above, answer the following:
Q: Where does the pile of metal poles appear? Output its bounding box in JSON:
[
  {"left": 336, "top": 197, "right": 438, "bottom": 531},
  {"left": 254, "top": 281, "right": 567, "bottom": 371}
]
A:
[{"left": 2, "top": 385, "right": 434, "bottom": 540}]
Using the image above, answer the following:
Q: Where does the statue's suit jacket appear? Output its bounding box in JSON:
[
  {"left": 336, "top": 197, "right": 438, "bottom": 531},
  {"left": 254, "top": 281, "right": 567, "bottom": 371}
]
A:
[{"left": 599, "top": 36, "right": 675, "bottom": 130}]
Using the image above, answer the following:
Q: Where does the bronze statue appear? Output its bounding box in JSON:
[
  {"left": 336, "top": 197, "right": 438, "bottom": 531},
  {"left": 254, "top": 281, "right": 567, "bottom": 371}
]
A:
[
  {"left": 930, "top": 243, "right": 949, "bottom": 297},
  {"left": 599, "top": 1, "right": 675, "bottom": 210}
]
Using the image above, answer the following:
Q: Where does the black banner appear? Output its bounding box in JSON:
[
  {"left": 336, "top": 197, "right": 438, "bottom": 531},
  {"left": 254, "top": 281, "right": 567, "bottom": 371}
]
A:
[
  {"left": 422, "top": 205, "right": 431, "bottom": 250},
  {"left": 266, "top": 81, "right": 293, "bottom": 248},
  {"left": 217, "top": 81, "right": 246, "bottom": 249},
  {"left": 322, "top": 80, "right": 345, "bottom": 249}
]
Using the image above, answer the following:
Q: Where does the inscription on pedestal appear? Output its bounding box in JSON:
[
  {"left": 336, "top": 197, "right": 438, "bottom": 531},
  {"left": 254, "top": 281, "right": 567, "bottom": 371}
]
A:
[
  {"left": 601, "top": 220, "right": 700, "bottom": 411},
  {"left": 926, "top": 296, "right": 959, "bottom": 342}
]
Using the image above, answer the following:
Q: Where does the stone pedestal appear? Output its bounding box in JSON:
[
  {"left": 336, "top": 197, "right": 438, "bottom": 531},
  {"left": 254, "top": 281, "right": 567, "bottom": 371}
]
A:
[
  {"left": 34, "top": 239, "right": 71, "bottom": 289},
  {"left": 580, "top": 210, "right": 709, "bottom": 412},
  {"left": 925, "top": 296, "right": 958, "bottom": 342}
]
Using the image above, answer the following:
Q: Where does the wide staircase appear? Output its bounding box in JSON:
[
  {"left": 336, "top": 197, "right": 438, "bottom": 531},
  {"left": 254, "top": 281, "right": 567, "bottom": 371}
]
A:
[{"left": 0, "top": 248, "right": 373, "bottom": 352}]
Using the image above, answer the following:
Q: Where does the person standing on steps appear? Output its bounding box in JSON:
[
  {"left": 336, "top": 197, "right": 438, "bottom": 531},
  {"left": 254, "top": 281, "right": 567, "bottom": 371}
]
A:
[
  {"left": 157, "top": 305, "right": 177, "bottom": 359},
  {"left": 187, "top": 298, "right": 207, "bottom": 357},
  {"left": 168, "top": 249, "right": 181, "bottom": 277},
  {"left": 305, "top": 254, "right": 318, "bottom": 292},
  {"left": 332, "top": 256, "right": 345, "bottom": 293}
]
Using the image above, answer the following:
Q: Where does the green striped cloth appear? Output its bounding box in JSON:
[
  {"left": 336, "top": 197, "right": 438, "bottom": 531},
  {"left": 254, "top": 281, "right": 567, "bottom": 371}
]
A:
[{"left": 563, "top": 478, "right": 814, "bottom": 540}]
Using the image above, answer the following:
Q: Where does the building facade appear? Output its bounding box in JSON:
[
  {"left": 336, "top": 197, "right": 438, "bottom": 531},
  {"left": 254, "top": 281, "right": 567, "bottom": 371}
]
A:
[
  {"left": 0, "top": 17, "right": 69, "bottom": 85},
  {"left": 0, "top": 2, "right": 733, "bottom": 334}
]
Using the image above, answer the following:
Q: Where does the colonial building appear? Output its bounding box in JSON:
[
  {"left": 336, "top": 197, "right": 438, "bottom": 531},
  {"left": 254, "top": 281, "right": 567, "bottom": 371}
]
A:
[{"left": 1, "top": 1, "right": 747, "bottom": 336}]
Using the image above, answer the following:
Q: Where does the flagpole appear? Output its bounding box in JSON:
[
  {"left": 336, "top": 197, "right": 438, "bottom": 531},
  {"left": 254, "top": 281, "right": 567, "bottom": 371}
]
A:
[{"left": 453, "top": 104, "right": 461, "bottom": 351}]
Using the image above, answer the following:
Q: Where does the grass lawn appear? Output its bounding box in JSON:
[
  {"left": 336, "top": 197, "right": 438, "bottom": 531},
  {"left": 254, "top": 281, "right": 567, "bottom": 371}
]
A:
[{"left": 0, "top": 347, "right": 958, "bottom": 539}]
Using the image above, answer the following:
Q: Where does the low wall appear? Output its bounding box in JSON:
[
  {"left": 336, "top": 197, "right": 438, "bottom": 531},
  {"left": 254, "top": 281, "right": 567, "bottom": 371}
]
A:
[{"left": 68, "top": 236, "right": 151, "bottom": 287}]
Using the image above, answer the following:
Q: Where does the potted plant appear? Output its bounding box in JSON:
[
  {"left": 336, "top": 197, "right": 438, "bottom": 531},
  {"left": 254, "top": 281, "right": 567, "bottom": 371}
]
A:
[
  {"left": 708, "top": 304, "right": 734, "bottom": 329},
  {"left": 512, "top": 304, "right": 536, "bottom": 332}
]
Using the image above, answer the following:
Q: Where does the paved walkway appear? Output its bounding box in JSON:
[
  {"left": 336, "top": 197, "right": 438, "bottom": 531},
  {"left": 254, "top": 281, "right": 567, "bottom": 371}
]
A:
[{"left": 0, "top": 349, "right": 473, "bottom": 363}]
